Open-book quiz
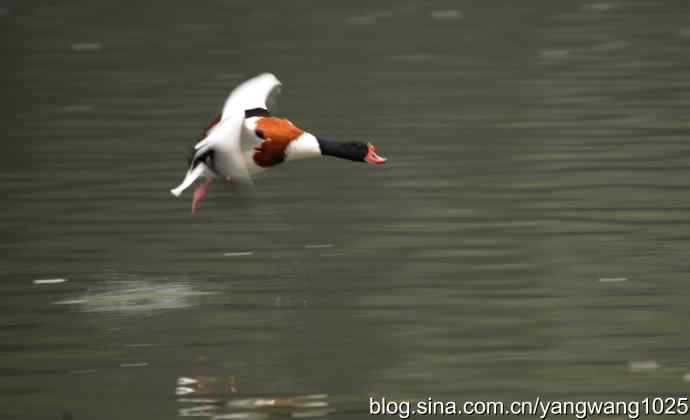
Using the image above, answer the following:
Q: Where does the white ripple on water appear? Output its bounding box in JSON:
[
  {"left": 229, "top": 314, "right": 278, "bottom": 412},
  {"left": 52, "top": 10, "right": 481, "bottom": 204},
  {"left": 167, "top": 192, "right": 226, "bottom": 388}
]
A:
[
  {"left": 70, "top": 369, "right": 97, "bottom": 374},
  {"left": 212, "top": 413, "right": 265, "bottom": 419},
  {"left": 629, "top": 360, "right": 659, "bottom": 372},
  {"left": 53, "top": 276, "right": 214, "bottom": 313},
  {"left": 62, "top": 104, "right": 95, "bottom": 113},
  {"left": 540, "top": 49, "right": 569, "bottom": 59},
  {"left": 345, "top": 10, "right": 394, "bottom": 25},
  {"left": 226, "top": 396, "right": 329, "bottom": 409},
  {"left": 120, "top": 362, "right": 148, "bottom": 368},
  {"left": 430, "top": 9, "right": 463, "bottom": 21},
  {"left": 178, "top": 405, "right": 221, "bottom": 417},
  {"left": 224, "top": 251, "right": 254, "bottom": 257},
  {"left": 54, "top": 299, "right": 87, "bottom": 305},
  {"left": 178, "top": 377, "right": 198, "bottom": 386},
  {"left": 581, "top": 2, "right": 616, "bottom": 13},
  {"left": 176, "top": 387, "right": 195, "bottom": 396},
  {"left": 588, "top": 40, "right": 627, "bottom": 52},
  {"left": 304, "top": 244, "right": 334, "bottom": 249},
  {"left": 344, "top": 3, "right": 422, "bottom": 25},
  {"left": 599, "top": 277, "right": 628, "bottom": 283},
  {"left": 33, "top": 278, "right": 68, "bottom": 285},
  {"left": 71, "top": 42, "right": 103, "bottom": 52}
]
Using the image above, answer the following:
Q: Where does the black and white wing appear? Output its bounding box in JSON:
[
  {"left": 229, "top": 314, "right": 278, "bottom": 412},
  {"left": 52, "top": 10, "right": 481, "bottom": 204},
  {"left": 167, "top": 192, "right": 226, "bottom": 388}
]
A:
[
  {"left": 170, "top": 73, "right": 282, "bottom": 197},
  {"left": 221, "top": 72, "right": 281, "bottom": 120}
]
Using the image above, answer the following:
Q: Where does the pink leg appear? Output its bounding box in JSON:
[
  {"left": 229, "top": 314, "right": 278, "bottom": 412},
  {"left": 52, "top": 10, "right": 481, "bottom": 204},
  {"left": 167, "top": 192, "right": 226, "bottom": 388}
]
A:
[{"left": 191, "top": 178, "right": 212, "bottom": 215}]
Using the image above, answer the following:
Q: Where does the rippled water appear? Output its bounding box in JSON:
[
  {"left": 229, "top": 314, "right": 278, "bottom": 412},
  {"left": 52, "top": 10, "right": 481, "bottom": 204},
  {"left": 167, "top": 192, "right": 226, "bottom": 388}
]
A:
[{"left": 3, "top": 1, "right": 690, "bottom": 419}]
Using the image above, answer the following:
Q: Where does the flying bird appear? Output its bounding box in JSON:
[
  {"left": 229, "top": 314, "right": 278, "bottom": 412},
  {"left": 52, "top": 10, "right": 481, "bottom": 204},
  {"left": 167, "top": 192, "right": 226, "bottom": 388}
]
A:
[{"left": 171, "top": 73, "right": 387, "bottom": 214}]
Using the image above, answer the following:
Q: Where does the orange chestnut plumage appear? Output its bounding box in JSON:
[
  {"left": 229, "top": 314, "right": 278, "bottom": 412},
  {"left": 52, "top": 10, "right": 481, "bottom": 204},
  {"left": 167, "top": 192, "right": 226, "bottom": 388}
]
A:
[{"left": 252, "top": 117, "right": 304, "bottom": 167}]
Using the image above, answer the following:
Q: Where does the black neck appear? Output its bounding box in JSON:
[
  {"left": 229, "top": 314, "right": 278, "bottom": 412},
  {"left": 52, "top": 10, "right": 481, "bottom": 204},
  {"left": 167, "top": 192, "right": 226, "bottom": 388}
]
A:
[
  {"left": 244, "top": 107, "right": 270, "bottom": 118},
  {"left": 316, "top": 137, "right": 367, "bottom": 162}
]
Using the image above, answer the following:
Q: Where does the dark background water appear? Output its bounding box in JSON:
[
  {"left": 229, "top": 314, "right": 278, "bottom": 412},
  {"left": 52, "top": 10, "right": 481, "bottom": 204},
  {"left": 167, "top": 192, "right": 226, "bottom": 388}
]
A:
[{"left": 3, "top": 0, "right": 690, "bottom": 419}]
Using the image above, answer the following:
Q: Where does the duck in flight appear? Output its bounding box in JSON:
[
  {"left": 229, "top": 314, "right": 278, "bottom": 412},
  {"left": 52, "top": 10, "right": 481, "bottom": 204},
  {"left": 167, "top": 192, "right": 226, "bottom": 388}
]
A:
[{"left": 171, "top": 73, "right": 387, "bottom": 214}]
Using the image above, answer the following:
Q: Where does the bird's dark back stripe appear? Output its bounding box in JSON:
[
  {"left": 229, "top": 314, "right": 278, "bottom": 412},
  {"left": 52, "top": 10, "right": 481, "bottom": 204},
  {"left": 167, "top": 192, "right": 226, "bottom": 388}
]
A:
[{"left": 245, "top": 107, "right": 271, "bottom": 118}]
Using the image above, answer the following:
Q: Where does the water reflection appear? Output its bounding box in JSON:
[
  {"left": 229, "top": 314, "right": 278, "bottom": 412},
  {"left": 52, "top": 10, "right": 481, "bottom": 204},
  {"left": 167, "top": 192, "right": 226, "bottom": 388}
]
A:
[{"left": 176, "top": 376, "right": 331, "bottom": 419}]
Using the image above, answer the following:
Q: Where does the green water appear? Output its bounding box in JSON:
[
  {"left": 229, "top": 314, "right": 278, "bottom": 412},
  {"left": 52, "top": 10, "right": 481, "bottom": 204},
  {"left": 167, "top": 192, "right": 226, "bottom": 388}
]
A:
[{"left": 3, "top": 1, "right": 690, "bottom": 419}]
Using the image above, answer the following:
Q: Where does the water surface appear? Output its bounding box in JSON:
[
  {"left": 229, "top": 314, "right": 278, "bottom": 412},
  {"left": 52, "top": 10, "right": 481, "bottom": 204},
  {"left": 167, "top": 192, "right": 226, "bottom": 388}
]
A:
[{"left": 3, "top": 1, "right": 690, "bottom": 419}]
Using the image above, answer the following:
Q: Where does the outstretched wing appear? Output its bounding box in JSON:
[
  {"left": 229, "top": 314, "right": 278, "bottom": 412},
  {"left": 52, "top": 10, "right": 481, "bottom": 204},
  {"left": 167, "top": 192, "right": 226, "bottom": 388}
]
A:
[
  {"left": 171, "top": 110, "right": 249, "bottom": 196},
  {"left": 194, "top": 72, "right": 282, "bottom": 154},
  {"left": 171, "top": 73, "right": 280, "bottom": 196},
  {"left": 220, "top": 73, "right": 282, "bottom": 120}
]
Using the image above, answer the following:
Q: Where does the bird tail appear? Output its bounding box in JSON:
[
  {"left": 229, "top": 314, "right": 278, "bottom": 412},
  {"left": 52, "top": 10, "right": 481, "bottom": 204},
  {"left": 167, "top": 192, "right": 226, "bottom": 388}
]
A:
[{"left": 170, "top": 163, "right": 209, "bottom": 197}]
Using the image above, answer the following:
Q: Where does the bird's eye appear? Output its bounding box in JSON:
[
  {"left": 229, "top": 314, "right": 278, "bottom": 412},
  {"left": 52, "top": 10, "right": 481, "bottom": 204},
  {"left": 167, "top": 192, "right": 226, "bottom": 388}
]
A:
[{"left": 255, "top": 129, "right": 265, "bottom": 139}]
